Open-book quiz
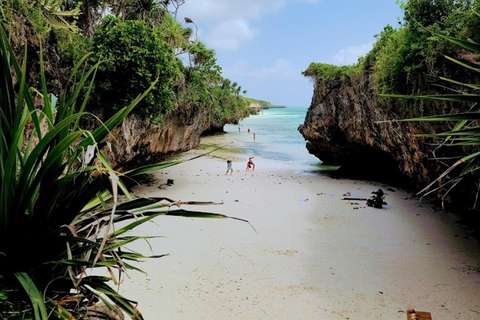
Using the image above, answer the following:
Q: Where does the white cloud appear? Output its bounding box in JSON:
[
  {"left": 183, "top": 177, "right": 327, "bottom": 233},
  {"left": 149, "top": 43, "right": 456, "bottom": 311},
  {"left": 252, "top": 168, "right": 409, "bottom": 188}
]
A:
[
  {"left": 208, "top": 19, "right": 259, "bottom": 51},
  {"left": 224, "top": 58, "right": 297, "bottom": 80},
  {"left": 179, "top": 0, "right": 286, "bottom": 21},
  {"left": 222, "top": 59, "right": 311, "bottom": 106},
  {"left": 178, "top": 0, "right": 320, "bottom": 51},
  {"left": 331, "top": 42, "right": 374, "bottom": 66}
]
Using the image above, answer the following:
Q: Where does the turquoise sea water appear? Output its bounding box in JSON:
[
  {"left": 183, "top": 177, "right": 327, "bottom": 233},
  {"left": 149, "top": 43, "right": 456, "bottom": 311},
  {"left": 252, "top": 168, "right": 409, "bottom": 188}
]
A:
[{"left": 223, "top": 107, "right": 321, "bottom": 170}]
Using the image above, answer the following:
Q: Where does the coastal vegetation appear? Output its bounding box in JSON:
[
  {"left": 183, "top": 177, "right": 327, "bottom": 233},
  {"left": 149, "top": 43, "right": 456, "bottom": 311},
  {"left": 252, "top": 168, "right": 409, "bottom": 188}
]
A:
[
  {"left": 301, "top": 0, "right": 480, "bottom": 207},
  {"left": 384, "top": 25, "right": 480, "bottom": 206},
  {"left": 0, "top": 23, "right": 245, "bottom": 319},
  {"left": 244, "top": 98, "right": 286, "bottom": 109},
  {"left": 0, "top": 0, "right": 250, "bottom": 125},
  {"left": 0, "top": 0, "right": 253, "bottom": 318},
  {"left": 304, "top": 0, "right": 480, "bottom": 97},
  {"left": 90, "top": 16, "right": 178, "bottom": 119},
  {"left": 302, "top": 63, "right": 359, "bottom": 88}
]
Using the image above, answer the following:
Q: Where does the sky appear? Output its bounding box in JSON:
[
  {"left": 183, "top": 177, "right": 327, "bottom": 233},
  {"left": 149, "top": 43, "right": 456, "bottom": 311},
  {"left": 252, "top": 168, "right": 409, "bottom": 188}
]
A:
[{"left": 175, "top": 0, "right": 403, "bottom": 107}]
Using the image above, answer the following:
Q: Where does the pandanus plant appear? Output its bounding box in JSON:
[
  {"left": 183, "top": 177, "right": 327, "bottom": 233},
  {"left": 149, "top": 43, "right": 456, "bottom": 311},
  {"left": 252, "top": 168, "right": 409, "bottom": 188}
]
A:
[{"left": 0, "top": 26, "right": 242, "bottom": 320}]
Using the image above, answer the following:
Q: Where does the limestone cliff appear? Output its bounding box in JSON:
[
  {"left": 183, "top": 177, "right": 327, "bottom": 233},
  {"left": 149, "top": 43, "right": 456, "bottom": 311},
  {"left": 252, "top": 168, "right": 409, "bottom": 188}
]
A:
[
  {"left": 299, "top": 71, "right": 470, "bottom": 191},
  {"left": 96, "top": 103, "right": 249, "bottom": 170},
  {"left": 98, "top": 110, "right": 204, "bottom": 169},
  {"left": 248, "top": 103, "right": 262, "bottom": 115}
]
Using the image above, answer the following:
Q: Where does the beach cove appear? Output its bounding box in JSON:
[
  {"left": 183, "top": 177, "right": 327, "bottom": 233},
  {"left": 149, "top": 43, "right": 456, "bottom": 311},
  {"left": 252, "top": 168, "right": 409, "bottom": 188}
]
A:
[{"left": 122, "top": 109, "right": 480, "bottom": 320}]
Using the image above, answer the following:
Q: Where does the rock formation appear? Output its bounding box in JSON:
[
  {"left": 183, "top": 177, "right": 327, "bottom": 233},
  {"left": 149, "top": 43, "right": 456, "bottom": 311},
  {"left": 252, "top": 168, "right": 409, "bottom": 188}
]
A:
[
  {"left": 299, "top": 71, "right": 470, "bottom": 193},
  {"left": 98, "top": 110, "right": 205, "bottom": 169},
  {"left": 97, "top": 104, "right": 248, "bottom": 170},
  {"left": 248, "top": 103, "right": 262, "bottom": 115}
]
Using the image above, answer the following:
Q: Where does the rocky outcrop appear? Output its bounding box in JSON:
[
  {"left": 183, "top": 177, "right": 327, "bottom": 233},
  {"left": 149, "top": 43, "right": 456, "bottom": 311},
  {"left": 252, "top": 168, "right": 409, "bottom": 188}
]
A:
[
  {"left": 299, "top": 71, "right": 469, "bottom": 191},
  {"left": 98, "top": 108, "right": 210, "bottom": 170},
  {"left": 97, "top": 103, "right": 250, "bottom": 170},
  {"left": 248, "top": 103, "right": 262, "bottom": 115}
]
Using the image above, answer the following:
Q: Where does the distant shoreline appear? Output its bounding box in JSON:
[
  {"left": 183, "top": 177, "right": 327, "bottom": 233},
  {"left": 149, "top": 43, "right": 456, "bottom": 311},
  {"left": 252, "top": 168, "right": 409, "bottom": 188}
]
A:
[{"left": 261, "top": 105, "right": 286, "bottom": 109}]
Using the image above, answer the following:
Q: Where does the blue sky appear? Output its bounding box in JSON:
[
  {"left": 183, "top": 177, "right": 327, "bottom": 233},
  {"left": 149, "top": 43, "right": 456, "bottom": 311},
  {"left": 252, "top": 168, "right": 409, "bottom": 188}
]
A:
[{"left": 176, "top": 0, "right": 403, "bottom": 107}]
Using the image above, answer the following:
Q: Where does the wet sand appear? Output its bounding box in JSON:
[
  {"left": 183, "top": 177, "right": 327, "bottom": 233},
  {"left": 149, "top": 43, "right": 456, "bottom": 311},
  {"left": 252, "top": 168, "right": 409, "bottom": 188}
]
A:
[{"left": 120, "top": 134, "right": 480, "bottom": 320}]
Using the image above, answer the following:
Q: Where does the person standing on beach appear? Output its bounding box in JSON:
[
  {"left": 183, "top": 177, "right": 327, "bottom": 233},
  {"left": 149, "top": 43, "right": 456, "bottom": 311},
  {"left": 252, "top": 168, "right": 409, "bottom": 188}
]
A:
[
  {"left": 226, "top": 159, "right": 233, "bottom": 175},
  {"left": 253, "top": 132, "right": 256, "bottom": 140},
  {"left": 246, "top": 157, "right": 255, "bottom": 171}
]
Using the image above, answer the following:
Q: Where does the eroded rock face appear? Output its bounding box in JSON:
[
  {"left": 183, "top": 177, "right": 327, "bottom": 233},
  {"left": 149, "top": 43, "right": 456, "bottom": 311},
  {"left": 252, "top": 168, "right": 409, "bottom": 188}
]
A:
[
  {"left": 299, "top": 72, "right": 465, "bottom": 189},
  {"left": 99, "top": 108, "right": 210, "bottom": 170},
  {"left": 96, "top": 104, "right": 249, "bottom": 170},
  {"left": 248, "top": 103, "right": 262, "bottom": 115}
]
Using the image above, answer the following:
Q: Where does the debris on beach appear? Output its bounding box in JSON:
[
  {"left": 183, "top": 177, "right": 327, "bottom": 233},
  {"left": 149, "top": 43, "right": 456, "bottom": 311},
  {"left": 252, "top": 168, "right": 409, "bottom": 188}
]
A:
[
  {"left": 341, "top": 192, "right": 366, "bottom": 201},
  {"left": 406, "top": 307, "right": 432, "bottom": 320},
  {"left": 317, "top": 192, "right": 335, "bottom": 196},
  {"left": 342, "top": 197, "right": 367, "bottom": 201},
  {"left": 366, "top": 189, "right": 386, "bottom": 209},
  {"left": 157, "top": 178, "right": 175, "bottom": 189}
]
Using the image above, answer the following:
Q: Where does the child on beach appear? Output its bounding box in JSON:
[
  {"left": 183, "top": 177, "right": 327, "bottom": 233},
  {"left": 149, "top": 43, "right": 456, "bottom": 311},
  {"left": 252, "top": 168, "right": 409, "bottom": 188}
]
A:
[
  {"left": 226, "top": 159, "right": 233, "bottom": 175},
  {"left": 246, "top": 157, "right": 255, "bottom": 171}
]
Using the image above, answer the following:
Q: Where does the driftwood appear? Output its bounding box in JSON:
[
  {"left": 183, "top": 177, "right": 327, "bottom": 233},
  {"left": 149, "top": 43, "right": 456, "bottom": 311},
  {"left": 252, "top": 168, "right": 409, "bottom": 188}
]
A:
[{"left": 407, "top": 307, "right": 432, "bottom": 320}]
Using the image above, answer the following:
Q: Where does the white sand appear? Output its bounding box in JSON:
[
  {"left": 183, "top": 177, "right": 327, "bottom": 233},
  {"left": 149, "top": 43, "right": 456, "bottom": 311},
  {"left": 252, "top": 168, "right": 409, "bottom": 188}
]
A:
[{"left": 119, "top": 135, "right": 480, "bottom": 320}]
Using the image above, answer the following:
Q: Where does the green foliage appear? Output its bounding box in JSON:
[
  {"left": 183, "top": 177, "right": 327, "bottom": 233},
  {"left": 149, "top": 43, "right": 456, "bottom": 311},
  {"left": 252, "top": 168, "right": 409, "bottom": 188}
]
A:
[
  {"left": 0, "top": 24, "right": 156, "bottom": 319},
  {"left": 370, "top": 0, "right": 480, "bottom": 95},
  {"left": 172, "top": 39, "right": 249, "bottom": 126},
  {"left": 243, "top": 97, "right": 285, "bottom": 108},
  {"left": 2, "top": 0, "right": 249, "bottom": 128},
  {"left": 57, "top": 32, "right": 91, "bottom": 65},
  {"left": 125, "top": 0, "right": 167, "bottom": 26},
  {"left": 189, "top": 42, "right": 221, "bottom": 76},
  {"left": 372, "top": 27, "right": 421, "bottom": 95},
  {"left": 302, "top": 62, "right": 359, "bottom": 87},
  {"left": 244, "top": 98, "right": 273, "bottom": 108},
  {"left": 91, "top": 15, "right": 178, "bottom": 119},
  {"left": 208, "top": 84, "right": 250, "bottom": 125},
  {"left": 303, "top": 0, "right": 480, "bottom": 113},
  {"left": 384, "top": 28, "right": 480, "bottom": 206},
  {"left": 0, "top": 0, "right": 80, "bottom": 43},
  {"left": 0, "top": 25, "right": 241, "bottom": 319},
  {"left": 301, "top": 0, "right": 480, "bottom": 96},
  {"left": 158, "top": 13, "right": 190, "bottom": 51},
  {"left": 400, "top": 0, "right": 473, "bottom": 30}
]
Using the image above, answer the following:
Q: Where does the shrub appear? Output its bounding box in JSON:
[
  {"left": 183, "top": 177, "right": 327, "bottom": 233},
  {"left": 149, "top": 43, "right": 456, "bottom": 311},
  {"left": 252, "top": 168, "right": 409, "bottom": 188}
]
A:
[
  {"left": 57, "top": 32, "right": 91, "bottom": 66},
  {"left": 370, "top": 0, "right": 480, "bottom": 95},
  {"left": 302, "top": 63, "right": 359, "bottom": 88},
  {"left": 91, "top": 15, "right": 178, "bottom": 119}
]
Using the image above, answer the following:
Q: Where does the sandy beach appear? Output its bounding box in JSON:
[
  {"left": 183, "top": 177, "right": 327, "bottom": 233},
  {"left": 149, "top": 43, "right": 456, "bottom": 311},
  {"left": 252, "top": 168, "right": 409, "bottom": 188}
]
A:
[{"left": 120, "top": 134, "right": 480, "bottom": 320}]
